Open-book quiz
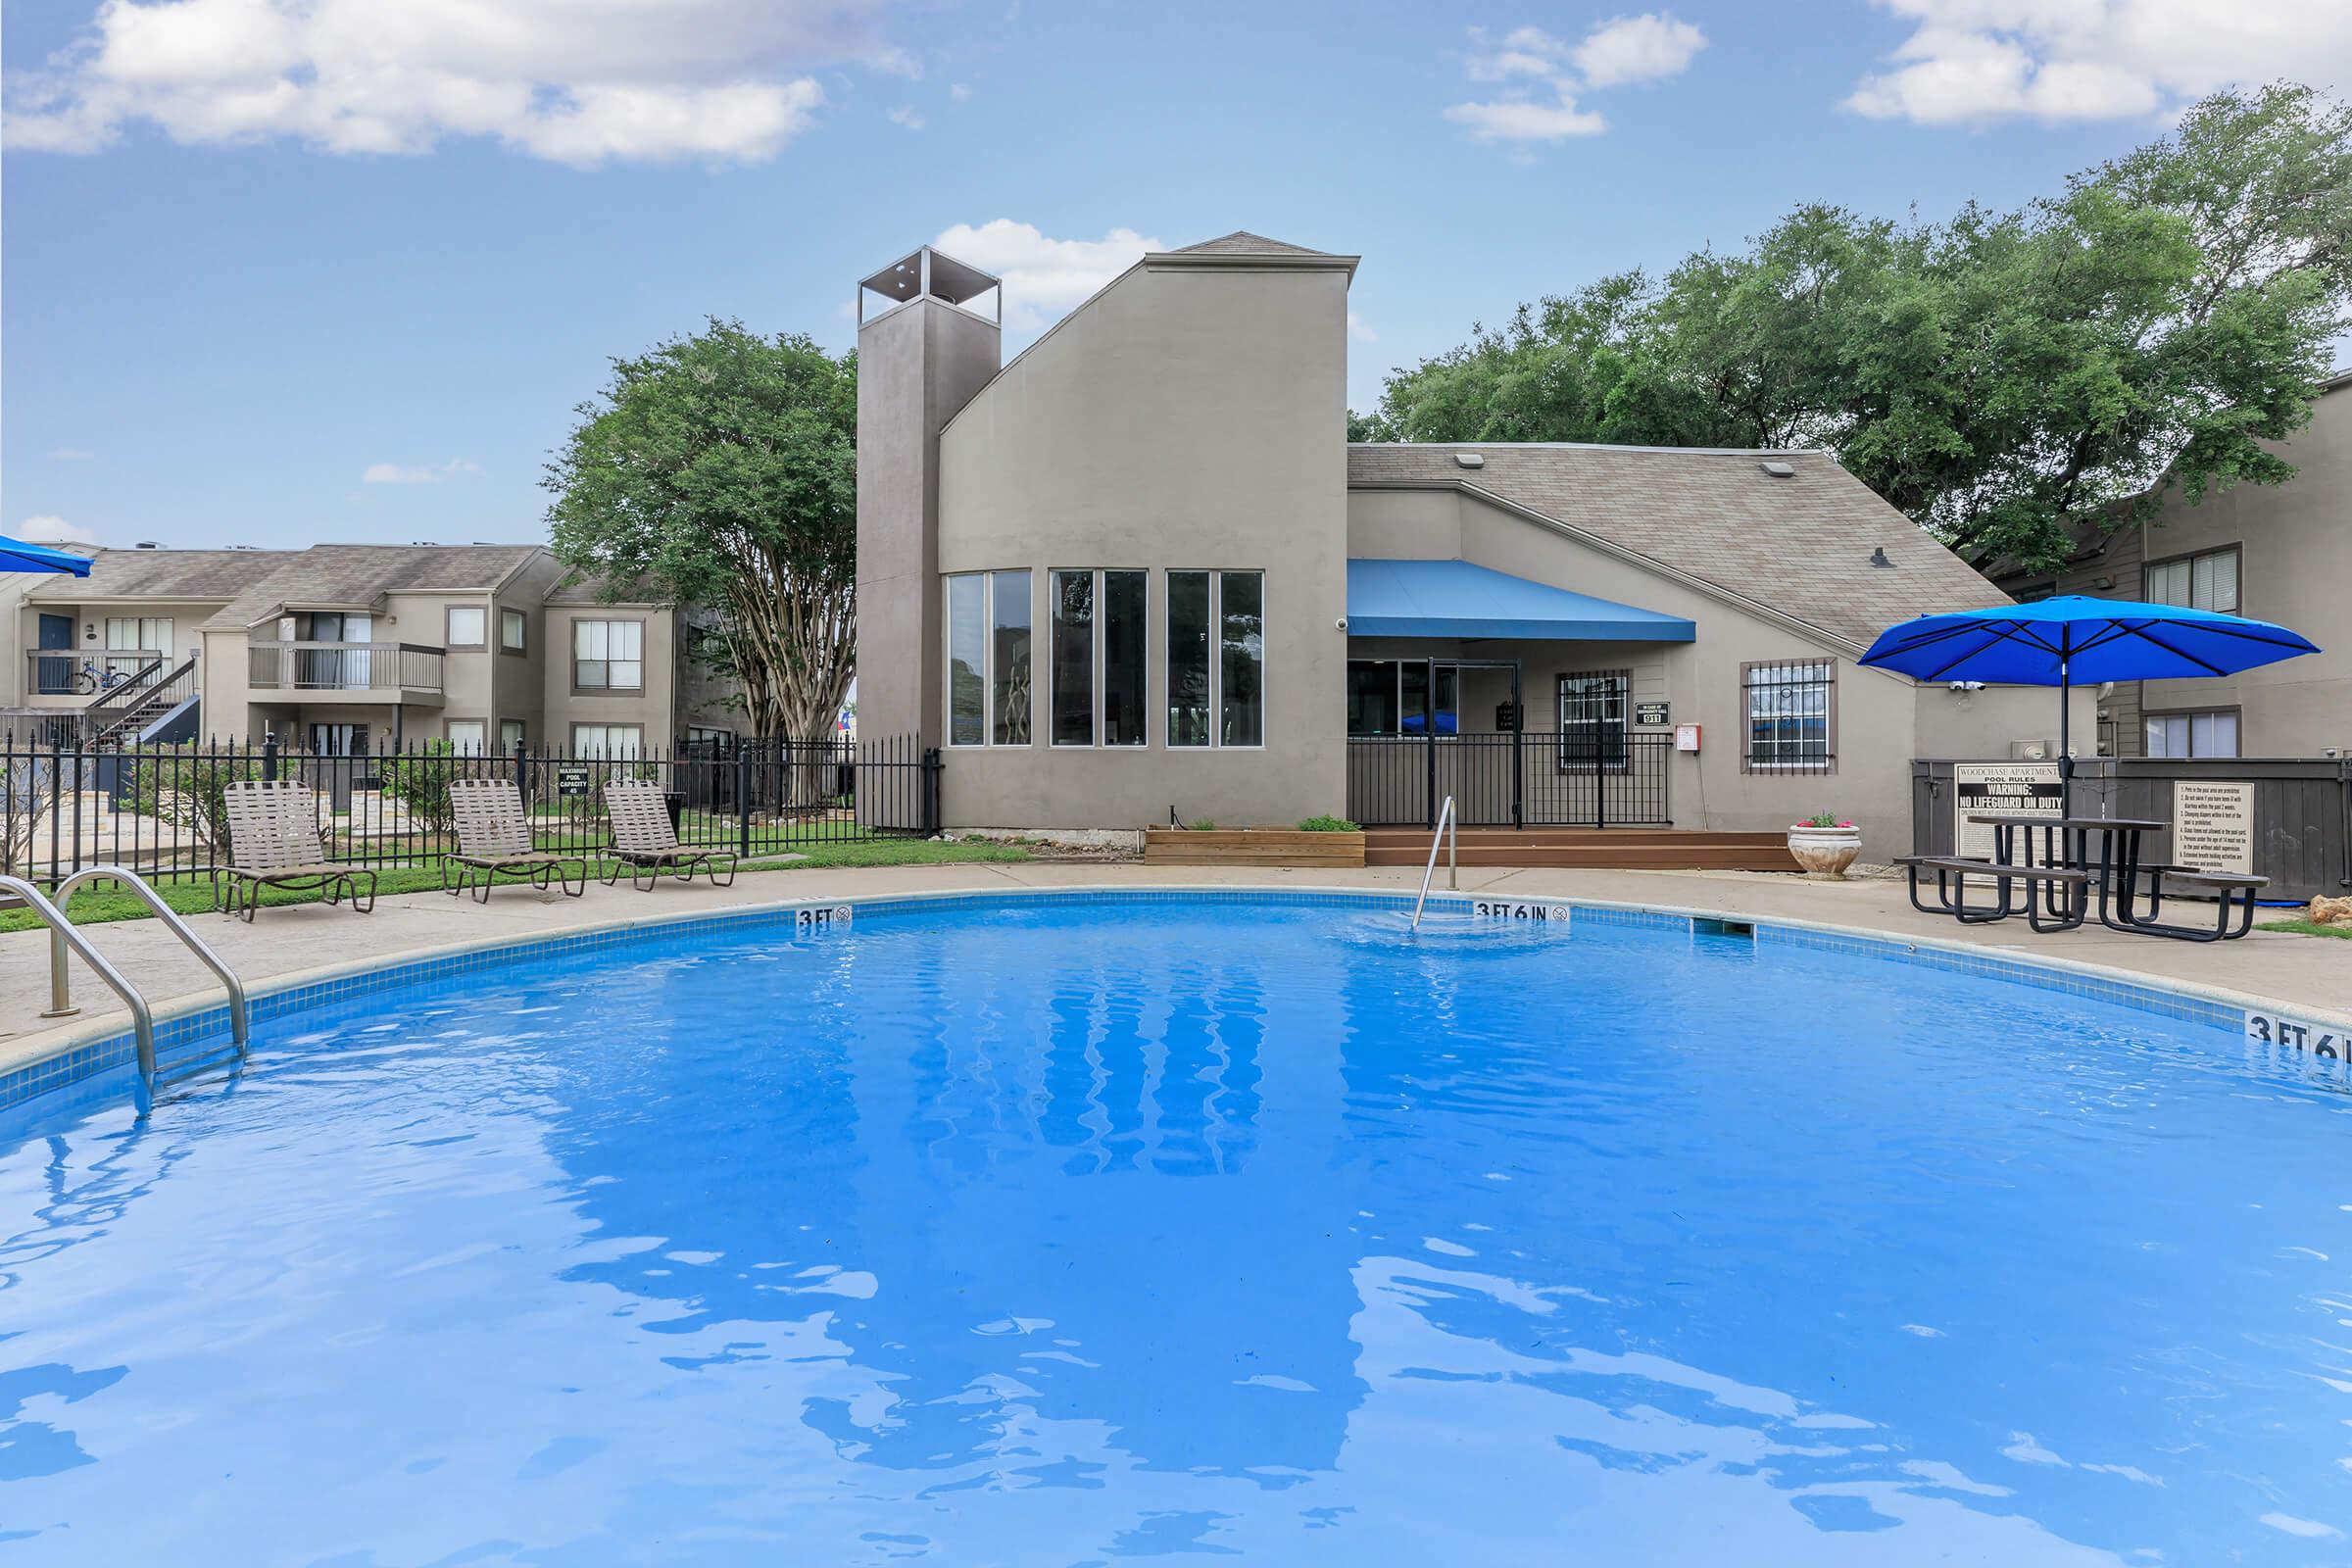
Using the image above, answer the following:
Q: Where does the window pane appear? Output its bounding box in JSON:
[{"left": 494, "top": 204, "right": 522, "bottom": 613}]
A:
[
  {"left": 447, "top": 720, "right": 485, "bottom": 755},
  {"left": 2191, "top": 711, "right": 2216, "bottom": 756},
  {"left": 2210, "top": 550, "right": 2239, "bottom": 614},
  {"left": 616, "top": 621, "right": 644, "bottom": 660},
  {"left": 2146, "top": 561, "right": 2183, "bottom": 607},
  {"left": 1348, "top": 661, "right": 1398, "bottom": 736},
  {"left": 502, "top": 610, "right": 526, "bottom": 650},
  {"left": 947, "top": 574, "right": 986, "bottom": 745},
  {"left": 500, "top": 719, "right": 526, "bottom": 752},
  {"left": 449, "top": 607, "right": 485, "bottom": 645},
  {"left": 1401, "top": 662, "right": 1430, "bottom": 733},
  {"left": 577, "top": 620, "right": 605, "bottom": 659},
  {"left": 1051, "top": 570, "right": 1095, "bottom": 746},
  {"left": 1219, "top": 570, "right": 1264, "bottom": 747},
  {"left": 610, "top": 660, "right": 642, "bottom": 690},
  {"left": 1435, "top": 666, "right": 1459, "bottom": 736},
  {"left": 2191, "top": 555, "right": 2216, "bottom": 612},
  {"left": 1102, "top": 570, "right": 1147, "bottom": 747},
  {"left": 575, "top": 659, "right": 606, "bottom": 689},
  {"left": 1167, "top": 571, "right": 1211, "bottom": 747},
  {"left": 991, "top": 569, "right": 1032, "bottom": 746},
  {"left": 1744, "top": 662, "right": 1831, "bottom": 767},
  {"left": 2212, "top": 710, "right": 2239, "bottom": 757}
]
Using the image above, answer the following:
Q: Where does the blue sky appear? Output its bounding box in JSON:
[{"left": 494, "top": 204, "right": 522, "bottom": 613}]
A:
[{"left": 5, "top": 0, "right": 2346, "bottom": 552}]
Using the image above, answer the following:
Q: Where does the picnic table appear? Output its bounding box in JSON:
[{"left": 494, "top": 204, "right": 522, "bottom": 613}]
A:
[{"left": 1895, "top": 812, "right": 2268, "bottom": 942}]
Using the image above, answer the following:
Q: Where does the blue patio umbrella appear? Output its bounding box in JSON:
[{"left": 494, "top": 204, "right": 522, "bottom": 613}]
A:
[
  {"left": 0, "top": 534, "right": 92, "bottom": 576},
  {"left": 1858, "top": 595, "right": 2320, "bottom": 803}
]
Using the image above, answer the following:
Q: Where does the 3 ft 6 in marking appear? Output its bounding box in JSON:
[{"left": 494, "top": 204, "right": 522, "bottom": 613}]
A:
[
  {"left": 1472, "top": 901, "right": 1572, "bottom": 926},
  {"left": 2246, "top": 1009, "right": 2345, "bottom": 1059}
]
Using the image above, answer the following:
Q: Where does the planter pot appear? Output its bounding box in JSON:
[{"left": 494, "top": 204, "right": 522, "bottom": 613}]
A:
[
  {"left": 1786, "top": 824, "right": 1862, "bottom": 878},
  {"left": 1143, "top": 827, "right": 1366, "bottom": 869}
]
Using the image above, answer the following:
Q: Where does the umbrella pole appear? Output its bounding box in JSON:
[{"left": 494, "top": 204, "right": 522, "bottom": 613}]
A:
[{"left": 2057, "top": 627, "right": 2072, "bottom": 817}]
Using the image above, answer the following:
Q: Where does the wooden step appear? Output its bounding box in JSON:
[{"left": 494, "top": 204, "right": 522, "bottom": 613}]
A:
[{"left": 1362, "top": 827, "right": 1799, "bottom": 872}]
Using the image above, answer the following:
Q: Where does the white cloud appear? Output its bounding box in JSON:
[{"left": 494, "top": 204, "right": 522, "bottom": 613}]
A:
[
  {"left": 931, "top": 220, "right": 1165, "bottom": 333},
  {"left": 363, "top": 457, "right": 478, "bottom": 484},
  {"left": 51, "top": 448, "right": 96, "bottom": 461},
  {"left": 1447, "top": 15, "right": 1704, "bottom": 143},
  {"left": 948, "top": 82, "right": 970, "bottom": 103},
  {"left": 1844, "top": 0, "right": 2352, "bottom": 125},
  {"left": 886, "top": 103, "right": 924, "bottom": 130},
  {"left": 1574, "top": 13, "right": 1707, "bottom": 87},
  {"left": 17, "top": 515, "right": 97, "bottom": 544},
  {"left": 1, "top": 0, "right": 904, "bottom": 165},
  {"left": 1348, "top": 311, "right": 1378, "bottom": 344}
]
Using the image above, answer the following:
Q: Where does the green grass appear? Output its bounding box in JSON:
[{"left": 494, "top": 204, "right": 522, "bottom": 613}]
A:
[
  {"left": 0, "top": 839, "right": 1029, "bottom": 934},
  {"left": 2258, "top": 917, "right": 2352, "bottom": 939}
]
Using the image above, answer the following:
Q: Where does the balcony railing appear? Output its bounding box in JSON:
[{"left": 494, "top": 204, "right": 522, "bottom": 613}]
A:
[
  {"left": 26, "top": 649, "right": 166, "bottom": 698},
  {"left": 247, "top": 642, "right": 445, "bottom": 695}
]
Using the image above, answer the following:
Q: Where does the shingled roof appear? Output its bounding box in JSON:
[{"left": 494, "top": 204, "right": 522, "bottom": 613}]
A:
[
  {"left": 200, "top": 544, "right": 545, "bottom": 629},
  {"left": 1347, "top": 444, "right": 2005, "bottom": 649},
  {"left": 25, "top": 547, "right": 293, "bottom": 603},
  {"left": 1171, "top": 231, "right": 1333, "bottom": 258}
]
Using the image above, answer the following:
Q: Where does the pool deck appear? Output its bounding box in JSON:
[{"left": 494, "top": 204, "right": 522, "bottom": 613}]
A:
[{"left": 4, "top": 862, "right": 2345, "bottom": 1076}]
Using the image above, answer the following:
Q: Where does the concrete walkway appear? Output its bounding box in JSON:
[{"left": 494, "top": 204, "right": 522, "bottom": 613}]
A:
[{"left": 4, "top": 861, "right": 2345, "bottom": 1075}]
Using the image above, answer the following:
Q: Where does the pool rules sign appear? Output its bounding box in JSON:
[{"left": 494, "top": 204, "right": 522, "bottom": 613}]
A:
[
  {"left": 1952, "top": 762, "right": 2063, "bottom": 858},
  {"left": 2173, "top": 780, "right": 2255, "bottom": 875}
]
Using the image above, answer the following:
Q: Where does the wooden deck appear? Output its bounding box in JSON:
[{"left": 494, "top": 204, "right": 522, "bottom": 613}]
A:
[{"left": 1363, "top": 826, "right": 1800, "bottom": 872}]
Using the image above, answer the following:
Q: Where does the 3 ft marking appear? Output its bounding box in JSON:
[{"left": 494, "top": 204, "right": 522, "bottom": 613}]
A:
[
  {"left": 796, "top": 905, "right": 855, "bottom": 934},
  {"left": 2246, "top": 1009, "right": 2344, "bottom": 1059},
  {"left": 1471, "top": 900, "right": 1572, "bottom": 927}
]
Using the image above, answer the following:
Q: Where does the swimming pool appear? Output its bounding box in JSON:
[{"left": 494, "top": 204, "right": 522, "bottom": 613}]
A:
[{"left": 2, "top": 891, "right": 2348, "bottom": 1563}]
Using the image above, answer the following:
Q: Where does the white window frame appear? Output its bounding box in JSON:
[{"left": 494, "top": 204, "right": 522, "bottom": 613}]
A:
[
  {"left": 1166, "top": 568, "right": 1266, "bottom": 751},
  {"left": 944, "top": 569, "right": 1035, "bottom": 749},
  {"left": 1049, "top": 567, "right": 1150, "bottom": 751},
  {"left": 446, "top": 605, "right": 488, "bottom": 649}
]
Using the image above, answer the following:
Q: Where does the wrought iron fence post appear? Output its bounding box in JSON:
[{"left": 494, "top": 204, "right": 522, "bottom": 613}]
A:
[
  {"left": 736, "top": 746, "right": 754, "bottom": 859},
  {"left": 923, "top": 744, "right": 943, "bottom": 835},
  {"left": 262, "top": 732, "right": 281, "bottom": 783}
]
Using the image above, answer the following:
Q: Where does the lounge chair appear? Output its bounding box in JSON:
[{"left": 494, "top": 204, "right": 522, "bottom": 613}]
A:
[
  {"left": 443, "top": 777, "right": 585, "bottom": 903},
  {"left": 215, "top": 779, "right": 377, "bottom": 921},
  {"left": 601, "top": 779, "right": 738, "bottom": 891}
]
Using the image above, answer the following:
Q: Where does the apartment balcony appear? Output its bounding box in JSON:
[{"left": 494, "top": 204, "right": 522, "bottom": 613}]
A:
[
  {"left": 24, "top": 649, "right": 170, "bottom": 708},
  {"left": 247, "top": 642, "right": 444, "bottom": 703}
]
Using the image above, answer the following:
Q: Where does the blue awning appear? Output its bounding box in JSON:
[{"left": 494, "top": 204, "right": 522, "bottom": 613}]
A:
[{"left": 1347, "top": 559, "right": 1694, "bottom": 642}]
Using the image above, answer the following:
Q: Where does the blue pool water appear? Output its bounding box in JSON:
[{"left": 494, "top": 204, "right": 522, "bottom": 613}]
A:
[{"left": 3, "top": 895, "right": 2350, "bottom": 1563}]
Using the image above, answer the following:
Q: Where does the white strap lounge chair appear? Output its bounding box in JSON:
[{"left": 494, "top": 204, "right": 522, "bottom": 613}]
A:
[
  {"left": 444, "top": 777, "right": 585, "bottom": 903},
  {"left": 216, "top": 779, "right": 377, "bottom": 921},
  {"left": 601, "top": 779, "right": 738, "bottom": 892}
]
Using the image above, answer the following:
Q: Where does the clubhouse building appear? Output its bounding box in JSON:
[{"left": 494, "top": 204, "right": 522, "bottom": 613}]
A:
[{"left": 854, "top": 233, "right": 2067, "bottom": 859}]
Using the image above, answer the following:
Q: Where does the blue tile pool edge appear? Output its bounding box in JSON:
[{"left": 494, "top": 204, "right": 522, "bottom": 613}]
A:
[{"left": 1, "top": 885, "right": 2328, "bottom": 1118}]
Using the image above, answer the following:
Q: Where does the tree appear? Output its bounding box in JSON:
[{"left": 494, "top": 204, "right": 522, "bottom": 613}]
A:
[
  {"left": 1360, "top": 85, "right": 2352, "bottom": 569},
  {"left": 546, "top": 320, "right": 858, "bottom": 740}
]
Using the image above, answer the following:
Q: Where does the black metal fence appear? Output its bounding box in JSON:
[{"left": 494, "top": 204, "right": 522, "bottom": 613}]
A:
[
  {"left": 0, "top": 732, "right": 941, "bottom": 889},
  {"left": 1348, "top": 730, "right": 1673, "bottom": 828}
]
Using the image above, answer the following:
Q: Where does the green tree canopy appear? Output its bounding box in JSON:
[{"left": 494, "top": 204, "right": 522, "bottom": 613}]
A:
[
  {"left": 545, "top": 319, "right": 858, "bottom": 740},
  {"left": 1357, "top": 84, "right": 2352, "bottom": 569}
]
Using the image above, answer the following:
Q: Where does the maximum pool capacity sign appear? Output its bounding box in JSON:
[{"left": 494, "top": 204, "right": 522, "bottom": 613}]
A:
[{"left": 1952, "top": 762, "right": 2064, "bottom": 858}]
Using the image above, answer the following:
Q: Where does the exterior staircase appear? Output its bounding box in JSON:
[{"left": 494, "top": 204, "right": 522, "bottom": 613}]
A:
[{"left": 1363, "top": 826, "right": 1799, "bottom": 872}]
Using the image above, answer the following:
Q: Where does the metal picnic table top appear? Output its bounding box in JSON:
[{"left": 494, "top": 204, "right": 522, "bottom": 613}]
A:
[{"left": 1966, "top": 813, "right": 2168, "bottom": 831}]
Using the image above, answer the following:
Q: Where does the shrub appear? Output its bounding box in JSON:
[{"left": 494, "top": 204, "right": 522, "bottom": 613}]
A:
[
  {"left": 1798, "top": 812, "right": 1854, "bottom": 829},
  {"left": 380, "top": 741, "right": 461, "bottom": 835},
  {"left": 122, "top": 746, "right": 265, "bottom": 857},
  {"left": 1298, "top": 814, "right": 1360, "bottom": 832}
]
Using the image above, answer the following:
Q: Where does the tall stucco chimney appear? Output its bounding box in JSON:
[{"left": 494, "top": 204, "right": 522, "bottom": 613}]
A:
[{"left": 855, "top": 245, "right": 1003, "bottom": 782}]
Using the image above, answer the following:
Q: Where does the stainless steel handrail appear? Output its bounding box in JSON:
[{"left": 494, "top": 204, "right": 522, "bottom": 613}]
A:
[
  {"left": 1411, "top": 795, "right": 1458, "bottom": 930},
  {"left": 5, "top": 864, "right": 249, "bottom": 1113}
]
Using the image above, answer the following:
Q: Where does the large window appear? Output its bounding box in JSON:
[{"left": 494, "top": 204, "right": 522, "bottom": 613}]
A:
[
  {"left": 573, "top": 619, "right": 644, "bottom": 692},
  {"left": 446, "top": 605, "right": 487, "bottom": 648},
  {"left": 1742, "top": 660, "right": 1836, "bottom": 772},
  {"left": 2145, "top": 710, "right": 2238, "bottom": 759},
  {"left": 570, "top": 723, "right": 643, "bottom": 758},
  {"left": 445, "top": 719, "right": 487, "bottom": 755},
  {"left": 1558, "top": 671, "right": 1629, "bottom": 768},
  {"left": 501, "top": 609, "right": 528, "bottom": 652},
  {"left": 1167, "top": 570, "right": 1264, "bottom": 748},
  {"left": 1051, "top": 569, "right": 1149, "bottom": 748},
  {"left": 1348, "top": 661, "right": 1460, "bottom": 736},
  {"left": 946, "top": 570, "right": 1033, "bottom": 747},
  {"left": 2145, "top": 546, "right": 2240, "bottom": 614},
  {"left": 499, "top": 718, "right": 526, "bottom": 754},
  {"left": 103, "top": 617, "right": 172, "bottom": 680}
]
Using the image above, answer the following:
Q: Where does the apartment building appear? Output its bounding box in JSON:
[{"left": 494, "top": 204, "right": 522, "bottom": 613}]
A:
[
  {"left": 3, "top": 542, "right": 738, "bottom": 753},
  {"left": 1986, "top": 370, "right": 2349, "bottom": 759}
]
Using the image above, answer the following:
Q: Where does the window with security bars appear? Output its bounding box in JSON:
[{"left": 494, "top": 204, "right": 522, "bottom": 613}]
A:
[
  {"left": 1743, "top": 660, "right": 1835, "bottom": 771},
  {"left": 1557, "top": 671, "right": 1629, "bottom": 769}
]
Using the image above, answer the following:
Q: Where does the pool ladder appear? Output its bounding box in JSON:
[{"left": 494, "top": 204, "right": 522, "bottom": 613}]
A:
[
  {"left": 1411, "top": 796, "right": 1459, "bottom": 931},
  {"left": 2, "top": 865, "right": 249, "bottom": 1114}
]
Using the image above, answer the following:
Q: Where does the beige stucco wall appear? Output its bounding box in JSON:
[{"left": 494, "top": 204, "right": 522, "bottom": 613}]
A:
[
  {"left": 1347, "top": 487, "right": 2080, "bottom": 860},
  {"left": 931, "top": 256, "right": 1353, "bottom": 828},
  {"left": 542, "top": 604, "right": 680, "bottom": 749},
  {"left": 2128, "top": 386, "right": 2352, "bottom": 755}
]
